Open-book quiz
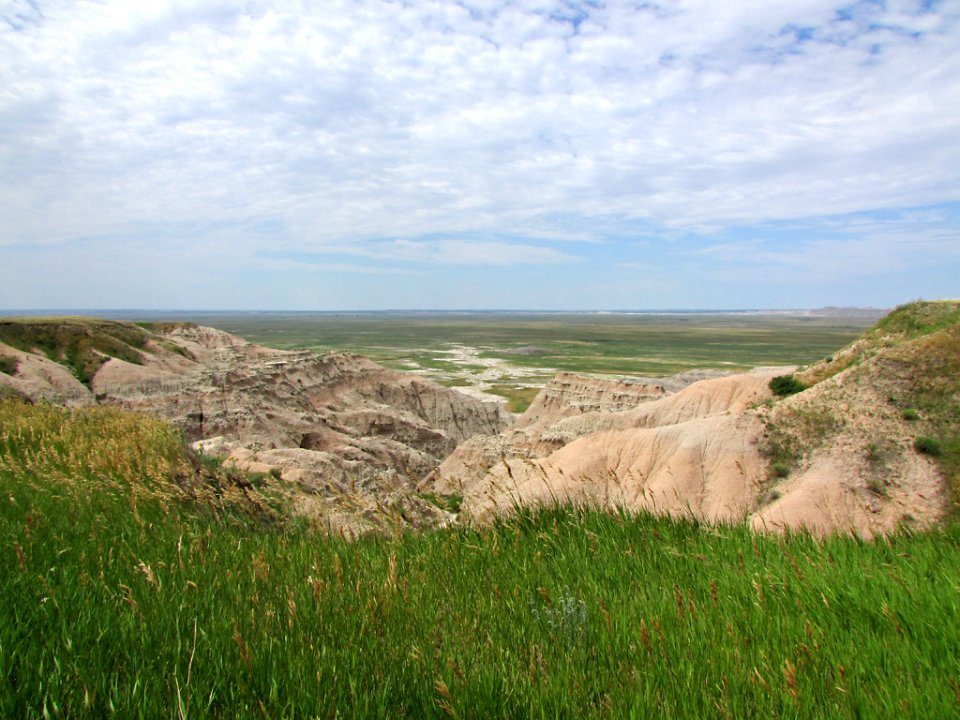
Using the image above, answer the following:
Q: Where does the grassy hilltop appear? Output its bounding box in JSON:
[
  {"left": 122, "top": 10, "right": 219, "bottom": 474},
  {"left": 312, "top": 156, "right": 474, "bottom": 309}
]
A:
[
  {"left": 2, "top": 303, "right": 960, "bottom": 717},
  {"left": 782, "top": 300, "right": 960, "bottom": 515}
]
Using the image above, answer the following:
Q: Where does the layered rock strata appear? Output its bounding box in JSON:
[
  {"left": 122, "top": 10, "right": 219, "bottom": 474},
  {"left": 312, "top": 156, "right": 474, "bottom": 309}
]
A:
[{"left": 0, "top": 322, "right": 508, "bottom": 534}]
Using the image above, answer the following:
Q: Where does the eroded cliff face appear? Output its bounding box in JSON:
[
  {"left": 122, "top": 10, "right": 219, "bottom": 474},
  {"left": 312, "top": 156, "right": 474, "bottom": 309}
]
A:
[
  {"left": 96, "top": 328, "right": 505, "bottom": 448},
  {"left": 428, "top": 357, "right": 947, "bottom": 537},
  {"left": 429, "top": 369, "right": 774, "bottom": 509},
  {"left": 514, "top": 373, "right": 669, "bottom": 429},
  {"left": 0, "top": 321, "right": 508, "bottom": 535},
  {"left": 429, "top": 368, "right": 739, "bottom": 497}
]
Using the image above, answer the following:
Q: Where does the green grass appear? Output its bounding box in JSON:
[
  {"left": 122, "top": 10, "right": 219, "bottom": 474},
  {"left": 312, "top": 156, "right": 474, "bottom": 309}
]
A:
[
  {"left": 914, "top": 436, "right": 943, "bottom": 456},
  {"left": 0, "top": 385, "right": 26, "bottom": 401},
  {"left": 185, "top": 312, "right": 874, "bottom": 375},
  {"left": 417, "top": 491, "right": 464, "bottom": 513},
  {"left": 487, "top": 384, "right": 542, "bottom": 413},
  {"left": 3, "top": 399, "right": 960, "bottom": 718},
  {"left": 868, "top": 300, "right": 960, "bottom": 340}
]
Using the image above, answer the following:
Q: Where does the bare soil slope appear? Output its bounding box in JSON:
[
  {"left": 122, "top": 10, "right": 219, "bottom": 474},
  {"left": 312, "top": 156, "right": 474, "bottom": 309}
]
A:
[{"left": 429, "top": 302, "right": 959, "bottom": 536}]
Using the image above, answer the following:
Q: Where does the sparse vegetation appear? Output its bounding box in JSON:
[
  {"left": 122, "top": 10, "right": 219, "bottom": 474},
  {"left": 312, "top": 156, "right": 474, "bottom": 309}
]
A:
[
  {"left": 0, "top": 318, "right": 150, "bottom": 386},
  {"left": 870, "top": 306, "right": 960, "bottom": 515},
  {"left": 785, "top": 302, "right": 960, "bottom": 516},
  {"left": 417, "top": 491, "right": 464, "bottom": 513},
  {"left": 869, "top": 300, "right": 960, "bottom": 340},
  {"left": 758, "top": 488, "right": 783, "bottom": 506},
  {"left": 135, "top": 321, "right": 198, "bottom": 334},
  {"left": 761, "top": 406, "right": 839, "bottom": 480},
  {"left": 915, "top": 436, "right": 943, "bottom": 456},
  {"left": 864, "top": 441, "right": 890, "bottom": 469},
  {"left": 867, "top": 478, "right": 889, "bottom": 497},
  {"left": 799, "top": 300, "right": 960, "bottom": 387},
  {"left": 761, "top": 422, "right": 799, "bottom": 478}
]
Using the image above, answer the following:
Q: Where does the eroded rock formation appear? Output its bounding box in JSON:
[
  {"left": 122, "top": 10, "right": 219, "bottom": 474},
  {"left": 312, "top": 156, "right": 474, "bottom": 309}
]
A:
[
  {"left": 427, "top": 352, "right": 948, "bottom": 537},
  {"left": 0, "top": 321, "right": 508, "bottom": 535}
]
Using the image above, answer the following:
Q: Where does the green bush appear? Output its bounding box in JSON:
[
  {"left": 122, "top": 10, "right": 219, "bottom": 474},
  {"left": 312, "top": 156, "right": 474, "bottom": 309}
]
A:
[
  {"left": 0, "top": 355, "right": 16, "bottom": 376},
  {"left": 771, "top": 461, "right": 791, "bottom": 478},
  {"left": 902, "top": 408, "right": 920, "bottom": 421},
  {"left": 769, "top": 374, "right": 806, "bottom": 397},
  {"left": 914, "top": 436, "right": 943, "bottom": 456},
  {"left": 867, "top": 478, "right": 888, "bottom": 497}
]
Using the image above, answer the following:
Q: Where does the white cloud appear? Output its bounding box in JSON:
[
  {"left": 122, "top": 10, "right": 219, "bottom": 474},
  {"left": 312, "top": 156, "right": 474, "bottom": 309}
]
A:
[
  {"left": 0, "top": 0, "right": 958, "bottom": 307},
  {"left": 680, "top": 209, "right": 960, "bottom": 284}
]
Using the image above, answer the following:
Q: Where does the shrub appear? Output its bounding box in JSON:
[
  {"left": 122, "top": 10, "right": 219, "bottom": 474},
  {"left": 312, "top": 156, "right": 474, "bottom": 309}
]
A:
[
  {"left": 914, "top": 436, "right": 943, "bottom": 456},
  {"left": 0, "top": 354, "right": 16, "bottom": 376},
  {"left": 771, "top": 462, "right": 791, "bottom": 478},
  {"left": 902, "top": 408, "right": 920, "bottom": 421},
  {"left": 867, "top": 478, "right": 888, "bottom": 497},
  {"left": 529, "top": 589, "right": 588, "bottom": 647},
  {"left": 761, "top": 489, "right": 782, "bottom": 504},
  {"left": 769, "top": 375, "right": 806, "bottom": 397}
]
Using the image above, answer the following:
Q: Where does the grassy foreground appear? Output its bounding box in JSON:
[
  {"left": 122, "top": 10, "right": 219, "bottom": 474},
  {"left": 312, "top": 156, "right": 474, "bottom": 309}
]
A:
[{"left": 3, "top": 399, "right": 960, "bottom": 718}]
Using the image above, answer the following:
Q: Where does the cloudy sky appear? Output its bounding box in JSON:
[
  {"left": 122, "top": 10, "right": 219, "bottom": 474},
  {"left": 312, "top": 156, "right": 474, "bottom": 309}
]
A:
[{"left": 1, "top": 0, "right": 958, "bottom": 310}]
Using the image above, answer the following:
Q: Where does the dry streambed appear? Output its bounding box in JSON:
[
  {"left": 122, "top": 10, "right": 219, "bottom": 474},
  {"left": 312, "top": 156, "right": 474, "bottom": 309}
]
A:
[{"left": 400, "top": 343, "right": 557, "bottom": 406}]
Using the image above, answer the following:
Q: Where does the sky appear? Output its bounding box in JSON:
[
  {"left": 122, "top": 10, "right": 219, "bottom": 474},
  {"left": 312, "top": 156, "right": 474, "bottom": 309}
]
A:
[{"left": 1, "top": 0, "right": 959, "bottom": 311}]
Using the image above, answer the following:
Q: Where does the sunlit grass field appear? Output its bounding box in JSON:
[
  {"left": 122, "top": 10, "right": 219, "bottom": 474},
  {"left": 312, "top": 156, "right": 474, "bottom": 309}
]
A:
[{"left": 3, "top": 398, "right": 959, "bottom": 718}]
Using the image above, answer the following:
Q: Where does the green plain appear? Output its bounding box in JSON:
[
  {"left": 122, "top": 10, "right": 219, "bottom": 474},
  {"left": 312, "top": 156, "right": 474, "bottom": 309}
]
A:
[
  {"left": 195, "top": 313, "right": 874, "bottom": 372},
  {"left": 184, "top": 312, "right": 877, "bottom": 407}
]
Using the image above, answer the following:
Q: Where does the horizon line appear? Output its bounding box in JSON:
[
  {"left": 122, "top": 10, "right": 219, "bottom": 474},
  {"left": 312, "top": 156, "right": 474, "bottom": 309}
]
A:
[{"left": 0, "top": 306, "right": 891, "bottom": 315}]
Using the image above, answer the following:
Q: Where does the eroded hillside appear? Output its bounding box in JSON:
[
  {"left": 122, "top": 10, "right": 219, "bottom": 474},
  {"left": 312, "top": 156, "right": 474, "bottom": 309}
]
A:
[
  {"left": 0, "top": 318, "right": 509, "bottom": 534},
  {"left": 427, "top": 301, "right": 960, "bottom": 536},
  {"left": 2, "top": 304, "right": 956, "bottom": 537}
]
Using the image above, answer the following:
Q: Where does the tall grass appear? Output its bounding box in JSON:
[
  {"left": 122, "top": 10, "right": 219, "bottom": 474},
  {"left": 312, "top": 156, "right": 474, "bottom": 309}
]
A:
[{"left": 2, "top": 399, "right": 959, "bottom": 717}]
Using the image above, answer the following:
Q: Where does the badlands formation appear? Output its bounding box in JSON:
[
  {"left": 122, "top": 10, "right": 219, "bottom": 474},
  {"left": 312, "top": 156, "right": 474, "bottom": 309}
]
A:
[
  {"left": 430, "top": 303, "right": 958, "bottom": 537},
  {"left": 1, "top": 302, "right": 956, "bottom": 537},
  {"left": 0, "top": 320, "right": 507, "bottom": 534}
]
